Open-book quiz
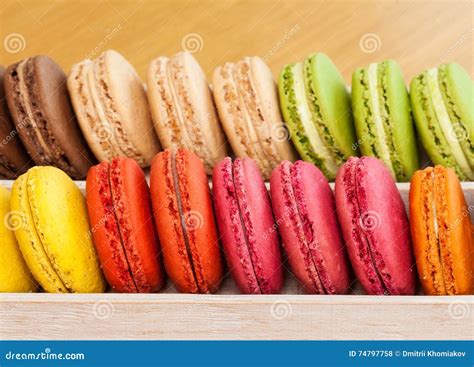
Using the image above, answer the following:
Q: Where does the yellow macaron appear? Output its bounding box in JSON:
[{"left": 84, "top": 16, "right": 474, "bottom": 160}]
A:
[
  {"left": 0, "top": 186, "right": 37, "bottom": 292},
  {"left": 11, "top": 166, "right": 105, "bottom": 293}
]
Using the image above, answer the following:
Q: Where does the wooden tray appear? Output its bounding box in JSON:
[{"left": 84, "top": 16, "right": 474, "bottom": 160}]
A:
[{"left": 1, "top": 181, "right": 473, "bottom": 340}]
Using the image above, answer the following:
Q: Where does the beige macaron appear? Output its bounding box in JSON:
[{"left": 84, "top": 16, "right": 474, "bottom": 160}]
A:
[
  {"left": 68, "top": 50, "right": 161, "bottom": 167},
  {"left": 212, "top": 56, "right": 297, "bottom": 178},
  {"left": 147, "top": 52, "right": 228, "bottom": 174}
]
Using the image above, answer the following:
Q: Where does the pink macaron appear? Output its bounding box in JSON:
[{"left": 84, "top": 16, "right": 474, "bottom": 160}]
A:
[
  {"left": 335, "top": 156, "right": 416, "bottom": 295},
  {"left": 213, "top": 157, "right": 283, "bottom": 294},
  {"left": 270, "top": 160, "right": 351, "bottom": 294}
]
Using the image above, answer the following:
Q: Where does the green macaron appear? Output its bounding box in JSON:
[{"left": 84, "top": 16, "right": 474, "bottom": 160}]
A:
[
  {"left": 278, "top": 53, "right": 358, "bottom": 180},
  {"left": 410, "top": 63, "right": 473, "bottom": 180},
  {"left": 351, "top": 60, "right": 419, "bottom": 181}
]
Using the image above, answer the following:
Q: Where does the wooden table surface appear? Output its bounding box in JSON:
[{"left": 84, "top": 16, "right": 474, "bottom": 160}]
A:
[{"left": 1, "top": 0, "right": 472, "bottom": 84}]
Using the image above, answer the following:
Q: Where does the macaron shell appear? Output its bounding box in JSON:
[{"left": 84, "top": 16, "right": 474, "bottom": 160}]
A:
[
  {"left": 270, "top": 160, "right": 351, "bottom": 294},
  {"left": 111, "top": 157, "right": 164, "bottom": 292},
  {"left": 86, "top": 162, "right": 137, "bottom": 292},
  {"left": 0, "top": 66, "right": 31, "bottom": 178},
  {"left": 14, "top": 166, "right": 105, "bottom": 293},
  {"left": 68, "top": 50, "right": 161, "bottom": 168},
  {"left": 442, "top": 63, "right": 474, "bottom": 166},
  {"left": 212, "top": 57, "right": 296, "bottom": 179},
  {"left": 147, "top": 52, "right": 228, "bottom": 173},
  {"left": 177, "top": 150, "right": 223, "bottom": 292},
  {"left": 212, "top": 157, "right": 261, "bottom": 293},
  {"left": 248, "top": 57, "right": 297, "bottom": 167},
  {"left": 336, "top": 157, "right": 415, "bottom": 295},
  {"left": 352, "top": 60, "right": 418, "bottom": 181},
  {"left": 409, "top": 169, "right": 445, "bottom": 294},
  {"left": 213, "top": 157, "right": 283, "bottom": 294},
  {"left": 103, "top": 50, "right": 161, "bottom": 165},
  {"left": 410, "top": 166, "right": 473, "bottom": 295},
  {"left": 151, "top": 149, "right": 222, "bottom": 293},
  {"left": 11, "top": 172, "right": 69, "bottom": 292},
  {"left": 0, "top": 186, "right": 37, "bottom": 292},
  {"left": 409, "top": 69, "right": 470, "bottom": 180},
  {"left": 383, "top": 60, "right": 419, "bottom": 179},
  {"left": 4, "top": 56, "right": 95, "bottom": 179},
  {"left": 31, "top": 167, "right": 105, "bottom": 292},
  {"left": 67, "top": 59, "right": 121, "bottom": 163},
  {"left": 305, "top": 53, "right": 357, "bottom": 161}
]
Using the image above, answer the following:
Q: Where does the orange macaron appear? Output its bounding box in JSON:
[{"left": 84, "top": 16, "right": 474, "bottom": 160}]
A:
[
  {"left": 150, "top": 148, "right": 223, "bottom": 293},
  {"left": 409, "top": 165, "right": 473, "bottom": 295}
]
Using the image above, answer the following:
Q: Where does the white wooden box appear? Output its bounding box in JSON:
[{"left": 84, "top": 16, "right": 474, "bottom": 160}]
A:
[{"left": 0, "top": 181, "right": 473, "bottom": 340}]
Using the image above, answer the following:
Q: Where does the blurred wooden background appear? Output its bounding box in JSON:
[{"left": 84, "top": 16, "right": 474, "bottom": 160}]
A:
[{"left": 1, "top": 0, "right": 473, "bottom": 83}]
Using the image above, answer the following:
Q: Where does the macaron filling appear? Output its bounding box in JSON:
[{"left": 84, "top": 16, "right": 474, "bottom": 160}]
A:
[
  {"left": 421, "top": 167, "right": 456, "bottom": 294},
  {"left": 11, "top": 59, "right": 79, "bottom": 177},
  {"left": 279, "top": 161, "right": 333, "bottom": 293},
  {"left": 366, "top": 63, "right": 396, "bottom": 177},
  {"left": 343, "top": 158, "right": 394, "bottom": 294},
  {"left": 170, "top": 151, "right": 204, "bottom": 293},
  {"left": 96, "top": 162, "right": 139, "bottom": 292},
  {"left": 281, "top": 63, "right": 338, "bottom": 178},
  {"left": 218, "top": 63, "right": 271, "bottom": 174},
  {"left": 304, "top": 56, "right": 347, "bottom": 166},
  {"left": 426, "top": 68, "right": 473, "bottom": 179},
  {"left": 15, "top": 173, "right": 70, "bottom": 292},
  {"left": 234, "top": 60, "right": 280, "bottom": 172}
]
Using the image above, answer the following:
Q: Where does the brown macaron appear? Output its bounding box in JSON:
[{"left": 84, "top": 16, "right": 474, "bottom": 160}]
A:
[
  {"left": 0, "top": 66, "right": 31, "bottom": 178},
  {"left": 410, "top": 165, "right": 473, "bottom": 295},
  {"left": 4, "top": 56, "right": 96, "bottom": 179}
]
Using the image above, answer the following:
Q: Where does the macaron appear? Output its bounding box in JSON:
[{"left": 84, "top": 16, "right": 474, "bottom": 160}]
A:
[
  {"left": 68, "top": 50, "right": 161, "bottom": 167},
  {"left": 147, "top": 52, "right": 228, "bottom": 173},
  {"left": 335, "top": 156, "right": 416, "bottom": 295},
  {"left": 351, "top": 60, "right": 419, "bottom": 181},
  {"left": 86, "top": 157, "right": 165, "bottom": 293},
  {"left": 278, "top": 53, "right": 358, "bottom": 180},
  {"left": 4, "top": 56, "right": 96, "bottom": 179},
  {"left": 410, "top": 63, "right": 473, "bottom": 180},
  {"left": 270, "top": 160, "right": 351, "bottom": 294},
  {"left": 0, "top": 186, "right": 37, "bottom": 292},
  {"left": 213, "top": 156, "right": 283, "bottom": 294},
  {"left": 11, "top": 166, "right": 105, "bottom": 293},
  {"left": 0, "top": 66, "right": 31, "bottom": 178},
  {"left": 212, "top": 56, "right": 297, "bottom": 179},
  {"left": 150, "top": 148, "right": 223, "bottom": 293},
  {"left": 409, "top": 165, "right": 473, "bottom": 295}
]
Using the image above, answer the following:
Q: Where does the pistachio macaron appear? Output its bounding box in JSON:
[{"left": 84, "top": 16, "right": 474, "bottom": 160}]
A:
[
  {"left": 278, "top": 53, "right": 358, "bottom": 180},
  {"left": 352, "top": 60, "right": 419, "bottom": 181},
  {"left": 11, "top": 166, "right": 105, "bottom": 293},
  {"left": 410, "top": 63, "right": 473, "bottom": 180},
  {"left": 0, "top": 186, "right": 37, "bottom": 292}
]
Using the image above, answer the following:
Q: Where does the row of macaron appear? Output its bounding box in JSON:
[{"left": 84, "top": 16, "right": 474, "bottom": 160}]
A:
[
  {"left": 3, "top": 149, "right": 472, "bottom": 295},
  {"left": 1, "top": 50, "right": 472, "bottom": 182}
]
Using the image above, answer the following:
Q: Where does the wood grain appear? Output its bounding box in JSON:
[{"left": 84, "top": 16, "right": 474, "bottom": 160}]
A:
[
  {"left": 1, "top": 293, "right": 472, "bottom": 340},
  {"left": 1, "top": 0, "right": 472, "bottom": 84}
]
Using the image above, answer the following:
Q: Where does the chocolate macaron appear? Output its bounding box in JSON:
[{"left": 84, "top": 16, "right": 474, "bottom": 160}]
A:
[
  {"left": 4, "top": 56, "right": 96, "bottom": 179},
  {"left": 0, "top": 66, "right": 31, "bottom": 178}
]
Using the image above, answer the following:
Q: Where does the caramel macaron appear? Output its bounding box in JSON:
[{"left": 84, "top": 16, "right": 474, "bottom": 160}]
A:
[
  {"left": 68, "top": 50, "right": 161, "bottom": 167},
  {"left": 410, "top": 165, "right": 473, "bottom": 295}
]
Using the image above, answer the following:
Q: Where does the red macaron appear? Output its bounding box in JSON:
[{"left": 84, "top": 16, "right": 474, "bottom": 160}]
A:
[
  {"left": 270, "top": 160, "right": 351, "bottom": 294},
  {"left": 213, "top": 157, "right": 283, "bottom": 294},
  {"left": 150, "top": 148, "right": 223, "bottom": 293},
  {"left": 335, "top": 156, "right": 416, "bottom": 295},
  {"left": 86, "top": 157, "right": 164, "bottom": 293}
]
